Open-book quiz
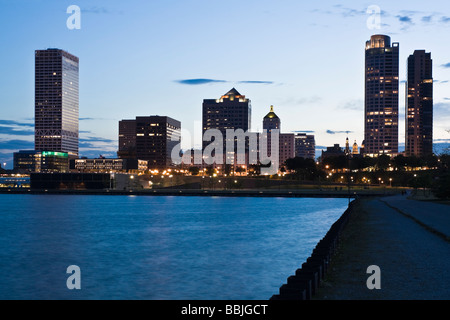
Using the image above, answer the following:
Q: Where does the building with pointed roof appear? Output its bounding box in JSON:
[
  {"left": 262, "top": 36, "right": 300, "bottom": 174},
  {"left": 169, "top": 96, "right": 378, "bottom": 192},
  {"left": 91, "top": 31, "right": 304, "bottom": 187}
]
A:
[
  {"left": 352, "top": 140, "right": 359, "bottom": 155},
  {"left": 202, "top": 88, "right": 252, "bottom": 167},
  {"left": 263, "top": 105, "right": 280, "bottom": 132}
]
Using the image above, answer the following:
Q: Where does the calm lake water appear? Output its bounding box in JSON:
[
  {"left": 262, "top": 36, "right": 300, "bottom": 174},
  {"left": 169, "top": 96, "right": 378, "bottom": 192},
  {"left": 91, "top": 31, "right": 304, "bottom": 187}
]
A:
[{"left": 0, "top": 194, "right": 349, "bottom": 300}]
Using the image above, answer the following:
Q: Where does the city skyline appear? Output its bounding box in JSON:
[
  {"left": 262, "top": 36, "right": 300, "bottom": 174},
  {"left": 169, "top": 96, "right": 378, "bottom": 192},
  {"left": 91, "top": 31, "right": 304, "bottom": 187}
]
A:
[{"left": 1, "top": 1, "right": 450, "bottom": 168}]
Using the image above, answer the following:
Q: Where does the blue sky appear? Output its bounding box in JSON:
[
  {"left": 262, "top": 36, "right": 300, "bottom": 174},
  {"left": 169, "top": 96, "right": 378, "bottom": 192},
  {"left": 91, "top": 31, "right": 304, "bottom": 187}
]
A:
[{"left": 1, "top": 0, "right": 450, "bottom": 168}]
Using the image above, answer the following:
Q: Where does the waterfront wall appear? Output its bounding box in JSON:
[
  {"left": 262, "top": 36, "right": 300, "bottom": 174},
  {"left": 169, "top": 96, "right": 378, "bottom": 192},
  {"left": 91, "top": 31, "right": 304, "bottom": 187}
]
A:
[
  {"left": 270, "top": 199, "right": 358, "bottom": 300},
  {"left": 0, "top": 188, "right": 393, "bottom": 198}
]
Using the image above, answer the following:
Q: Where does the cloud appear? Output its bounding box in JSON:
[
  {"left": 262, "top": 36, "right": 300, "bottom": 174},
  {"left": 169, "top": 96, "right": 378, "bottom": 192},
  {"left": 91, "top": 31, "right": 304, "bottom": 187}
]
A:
[
  {"left": 291, "top": 130, "right": 315, "bottom": 134},
  {"left": 434, "top": 102, "right": 450, "bottom": 118},
  {"left": 82, "top": 7, "right": 123, "bottom": 15},
  {"left": 79, "top": 150, "right": 117, "bottom": 159},
  {"left": 283, "top": 96, "right": 322, "bottom": 106},
  {"left": 238, "top": 81, "right": 274, "bottom": 84},
  {"left": 0, "top": 126, "right": 34, "bottom": 136},
  {"left": 441, "top": 63, "right": 450, "bottom": 68},
  {"left": 397, "top": 15, "right": 413, "bottom": 23},
  {"left": 441, "top": 16, "right": 450, "bottom": 23},
  {"left": 333, "top": 5, "right": 366, "bottom": 17},
  {"left": 396, "top": 15, "right": 414, "bottom": 30},
  {"left": 339, "top": 99, "right": 363, "bottom": 111},
  {"left": 0, "top": 139, "right": 34, "bottom": 151},
  {"left": 326, "top": 130, "right": 354, "bottom": 135},
  {"left": 422, "top": 15, "right": 433, "bottom": 23},
  {"left": 174, "top": 79, "right": 227, "bottom": 85},
  {"left": 79, "top": 136, "right": 116, "bottom": 144},
  {"left": 79, "top": 135, "right": 117, "bottom": 152},
  {"left": 0, "top": 120, "right": 34, "bottom": 128},
  {"left": 174, "top": 79, "right": 276, "bottom": 86}
]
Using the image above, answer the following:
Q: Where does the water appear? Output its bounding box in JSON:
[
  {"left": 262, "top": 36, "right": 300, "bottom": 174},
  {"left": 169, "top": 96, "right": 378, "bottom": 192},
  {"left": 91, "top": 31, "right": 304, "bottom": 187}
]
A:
[{"left": 0, "top": 194, "right": 349, "bottom": 300}]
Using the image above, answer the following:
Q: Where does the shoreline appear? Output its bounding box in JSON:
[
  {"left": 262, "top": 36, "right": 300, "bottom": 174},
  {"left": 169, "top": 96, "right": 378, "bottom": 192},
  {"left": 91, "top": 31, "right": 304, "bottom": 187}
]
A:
[
  {"left": 271, "top": 199, "right": 357, "bottom": 300},
  {"left": 313, "top": 195, "right": 450, "bottom": 300},
  {"left": 0, "top": 188, "right": 396, "bottom": 198},
  {"left": 272, "top": 194, "right": 450, "bottom": 300}
]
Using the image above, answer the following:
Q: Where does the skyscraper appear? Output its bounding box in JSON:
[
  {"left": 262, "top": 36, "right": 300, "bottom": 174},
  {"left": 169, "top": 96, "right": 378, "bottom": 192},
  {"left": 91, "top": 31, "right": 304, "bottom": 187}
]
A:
[
  {"left": 118, "top": 116, "right": 181, "bottom": 169},
  {"left": 364, "top": 35, "right": 399, "bottom": 157},
  {"left": 202, "top": 88, "right": 251, "bottom": 165},
  {"left": 35, "top": 49, "right": 79, "bottom": 157},
  {"left": 262, "top": 105, "right": 294, "bottom": 167},
  {"left": 405, "top": 50, "right": 433, "bottom": 157},
  {"left": 263, "top": 105, "right": 280, "bottom": 132},
  {"left": 118, "top": 119, "right": 137, "bottom": 159},
  {"left": 262, "top": 105, "right": 280, "bottom": 160},
  {"left": 294, "top": 133, "right": 315, "bottom": 160},
  {"left": 202, "top": 88, "right": 251, "bottom": 136}
]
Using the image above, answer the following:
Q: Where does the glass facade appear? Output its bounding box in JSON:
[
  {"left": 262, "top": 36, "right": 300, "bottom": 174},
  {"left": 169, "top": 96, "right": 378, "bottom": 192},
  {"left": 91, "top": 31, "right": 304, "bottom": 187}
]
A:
[
  {"left": 119, "top": 116, "right": 181, "bottom": 169},
  {"left": 405, "top": 50, "right": 433, "bottom": 157},
  {"left": 14, "top": 150, "right": 69, "bottom": 173},
  {"left": 202, "top": 88, "right": 252, "bottom": 165},
  {"left": 35, "top": 49, "right": 79, "bottom": 157},
  {"left": 364, "top": 35, "right": 399, "bottom": 157}
]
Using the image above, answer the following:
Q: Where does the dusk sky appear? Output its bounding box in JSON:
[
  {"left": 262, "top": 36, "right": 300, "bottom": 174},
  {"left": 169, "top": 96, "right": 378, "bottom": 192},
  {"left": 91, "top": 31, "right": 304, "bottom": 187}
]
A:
[{"left": 1, "top": 0, "right": 450, "bottom": 168}]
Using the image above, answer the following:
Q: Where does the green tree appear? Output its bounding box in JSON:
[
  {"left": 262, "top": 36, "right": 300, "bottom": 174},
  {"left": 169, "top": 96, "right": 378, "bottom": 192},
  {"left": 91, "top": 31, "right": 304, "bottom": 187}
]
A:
[
  {"left": 392, "top": 154, "right": 407, "bottom": 171},
  {"left": 376, "top": 154, "right": 391, "bottom": 171},
  {"left": 188, "top": 166, "right": 200, "bottom": 176},
  {"left": 432, "top": 172, "right": 450, "bottom": 199}
]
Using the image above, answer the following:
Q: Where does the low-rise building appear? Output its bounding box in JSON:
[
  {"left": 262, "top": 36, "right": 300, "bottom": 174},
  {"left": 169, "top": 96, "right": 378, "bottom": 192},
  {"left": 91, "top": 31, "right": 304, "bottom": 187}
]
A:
[
  {"left": 70, "top": 158, "right": 148, "bottom": 173},
  {"left": 14, "top": 150, "right": 69, "bottom": 173}
]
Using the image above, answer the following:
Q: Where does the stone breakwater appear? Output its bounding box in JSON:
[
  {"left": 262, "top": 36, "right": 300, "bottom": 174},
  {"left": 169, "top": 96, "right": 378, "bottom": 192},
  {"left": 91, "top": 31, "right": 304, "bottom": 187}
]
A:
[{"left": 270, "top": 199, "right": 357, "bottom": 300}]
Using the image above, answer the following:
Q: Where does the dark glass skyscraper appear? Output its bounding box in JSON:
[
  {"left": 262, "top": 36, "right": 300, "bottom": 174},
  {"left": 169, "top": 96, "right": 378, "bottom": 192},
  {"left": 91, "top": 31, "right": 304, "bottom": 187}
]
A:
[
  {"left": 35, "top": 49, "right": 79, "bottom": 157},
  {"left": 202, "top": 88, "right": 251, "bottom": 136},
  {"left": 118, "top": 116, "right": 181, "bottom": 169},
  {"left": 202, "top": 88, "right": 251, "bottom": 165},
  {"left": 118, "top": 119, "right": 137, "bottom": 159},
  {"left": 364, "top": 35, "right": 399, "bottom": 157},
  {"left": 405, "top": 50, "right": 433, "bottom": 157}
]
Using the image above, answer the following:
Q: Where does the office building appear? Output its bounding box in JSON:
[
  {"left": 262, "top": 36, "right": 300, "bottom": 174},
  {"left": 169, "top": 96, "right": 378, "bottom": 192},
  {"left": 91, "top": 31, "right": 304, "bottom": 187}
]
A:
[
  {"left": 35, "top": 49, "right": 79, "bottom": 157},
  {"left": 261, "top": 105, "right": 294, "bottom": 167},
  {"left": 262, "top": 105, "right": 280, "bottom": 160},
  {"left": 118, "top": 119, "right": 137, "bottom": 159},
  {"left": 294, "top": 133, "right": 315, "bottom": 160},
  {"left": 118, "top": 116, "right": 181, "bottom": 169},
  {"left": 202, "top": 88, "right": 251, "bottom": 165},
  {"left": 364, "top": 35, "right": 399, "bottom": 157},
  {"left": 279, "top": 133, "right": 295, "bottom": 166},
  {"left": 405, "top": 50, "right": 433, "bottom": 157},
  {"left": 14, "top": 150, "right": 69, "bottom": 173},
  {"left": 321, "top": 144, "right": 344, "bottom": 159},
  {"left": 263, "top": 105, "right": 280, "bottom": 132},
  {"left": 71, "top": 158, "right": 148, "bottom": 173}
]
